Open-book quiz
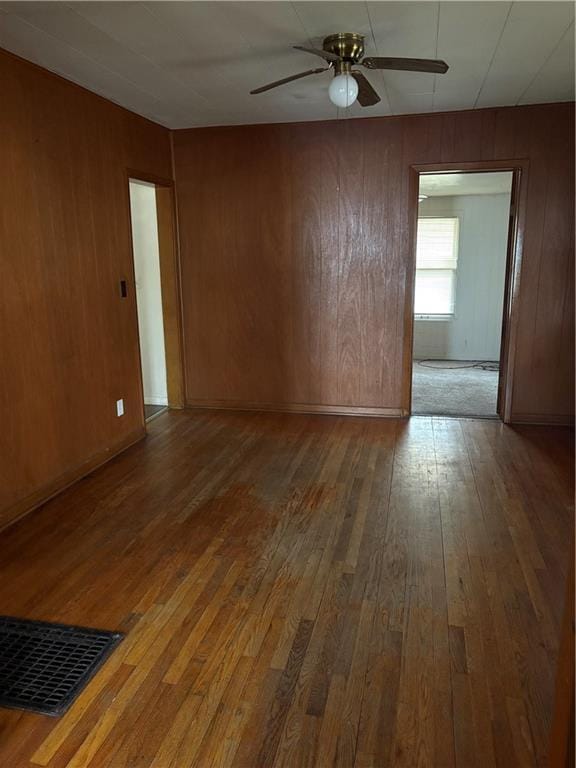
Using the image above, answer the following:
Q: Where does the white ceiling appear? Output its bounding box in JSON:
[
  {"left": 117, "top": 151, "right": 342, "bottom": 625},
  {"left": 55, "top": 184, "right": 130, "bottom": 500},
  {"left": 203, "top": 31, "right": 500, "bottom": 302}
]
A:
[
  {"left": 419, "top": 171, "right": 513, "bottom": 197},
  {"left": 0, "top": 2, "right": 573, "bottom": 128}
]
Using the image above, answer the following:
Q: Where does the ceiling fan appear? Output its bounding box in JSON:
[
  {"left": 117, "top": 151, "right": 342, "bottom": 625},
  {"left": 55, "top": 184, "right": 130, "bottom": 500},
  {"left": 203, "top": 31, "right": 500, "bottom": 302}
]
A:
[{"left": 250, "top": 32, "right": 449, "bottom": 109}]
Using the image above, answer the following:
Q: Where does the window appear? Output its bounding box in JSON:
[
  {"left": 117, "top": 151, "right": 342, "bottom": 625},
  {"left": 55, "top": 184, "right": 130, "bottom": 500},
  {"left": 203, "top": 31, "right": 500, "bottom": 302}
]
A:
[{"left": 414, "top": 217, "right": 459, "bottom": 317}]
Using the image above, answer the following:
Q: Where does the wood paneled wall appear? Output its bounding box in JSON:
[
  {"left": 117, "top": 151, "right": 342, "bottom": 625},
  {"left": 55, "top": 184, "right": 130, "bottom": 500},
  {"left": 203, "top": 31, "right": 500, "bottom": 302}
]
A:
[
  {"left": 0, "top": 50, "right": 173, "bottom": 528},
  {"left": 2, "top": 47, "right": 573, "bottom": 529},
  {"left": 173, "top": 103, "right": 574, "bottom": 423}
]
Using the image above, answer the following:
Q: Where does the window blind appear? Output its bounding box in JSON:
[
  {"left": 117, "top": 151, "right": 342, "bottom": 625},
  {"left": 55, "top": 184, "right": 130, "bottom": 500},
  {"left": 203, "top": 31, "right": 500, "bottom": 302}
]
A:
[
  {"left": 416, "top": 217, "right": 459, "bottom": 269},
  {"left": 414, "top": 217, "right": 459, "bottom": 316}
]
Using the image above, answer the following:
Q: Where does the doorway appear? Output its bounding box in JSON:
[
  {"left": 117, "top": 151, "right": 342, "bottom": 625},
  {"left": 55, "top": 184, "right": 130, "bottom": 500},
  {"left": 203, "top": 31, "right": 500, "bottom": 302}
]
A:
[
  {"left": 408, "top": 168, "right": 519, "bottom": 419},
  {"left": 127, "top": 174, "right": 185, "bottom": 425}
]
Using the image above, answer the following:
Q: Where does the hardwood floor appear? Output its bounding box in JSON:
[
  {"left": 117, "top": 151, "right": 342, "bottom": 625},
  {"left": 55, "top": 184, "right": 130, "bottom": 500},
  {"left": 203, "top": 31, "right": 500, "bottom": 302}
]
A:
[{"left": 0, "top": 410, "right": 572, "bottom": 768}]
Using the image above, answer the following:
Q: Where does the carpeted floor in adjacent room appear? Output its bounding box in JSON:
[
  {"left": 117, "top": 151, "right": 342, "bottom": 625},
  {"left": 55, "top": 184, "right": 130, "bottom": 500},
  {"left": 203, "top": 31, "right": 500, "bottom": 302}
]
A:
[{"left": 412, "top": 359, "right": 500, "bottom": 417}]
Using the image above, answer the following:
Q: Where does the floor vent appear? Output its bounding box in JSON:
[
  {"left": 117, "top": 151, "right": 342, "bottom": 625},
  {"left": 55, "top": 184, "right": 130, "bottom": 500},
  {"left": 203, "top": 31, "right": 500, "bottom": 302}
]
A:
[{"left": 0, "top": 616, "right": 123, "bottom": 716}]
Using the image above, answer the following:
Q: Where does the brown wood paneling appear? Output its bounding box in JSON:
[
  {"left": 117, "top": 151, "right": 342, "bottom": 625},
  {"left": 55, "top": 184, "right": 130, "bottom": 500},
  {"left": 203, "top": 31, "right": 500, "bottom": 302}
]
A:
[
  {"left": 173, "top": 103, "right": 574, "bottom": 422},
  {"left": 0, "top": 49, "right": 172, "bottom": 527}
]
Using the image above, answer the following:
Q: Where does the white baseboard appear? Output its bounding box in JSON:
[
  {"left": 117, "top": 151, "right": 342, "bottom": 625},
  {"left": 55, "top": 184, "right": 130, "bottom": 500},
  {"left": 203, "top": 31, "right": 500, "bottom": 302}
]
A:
[{"left": 144, "top": 396, "right": 168, "bottom": 406}]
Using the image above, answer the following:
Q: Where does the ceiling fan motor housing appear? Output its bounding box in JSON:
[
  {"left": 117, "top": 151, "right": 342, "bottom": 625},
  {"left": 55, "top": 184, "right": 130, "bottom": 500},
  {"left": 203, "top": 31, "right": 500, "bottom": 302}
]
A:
[{"left": 323, "top": 33, "right": 365, "bottom": 67}]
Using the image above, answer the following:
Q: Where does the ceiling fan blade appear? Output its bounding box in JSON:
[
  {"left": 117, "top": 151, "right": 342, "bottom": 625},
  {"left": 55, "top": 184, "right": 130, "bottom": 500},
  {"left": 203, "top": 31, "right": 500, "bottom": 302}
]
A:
[
  {"left": 250, "top": 67, "right": 328, "bottom": 94},
  {"left": 362, "top": 57, "right": 449, "bottom": 74},
  {"left": 293, "top": 45, "right": 341, "bottom": 63},
  {"left": 351, "top": 71, "right": 381, "bottom": 107}
]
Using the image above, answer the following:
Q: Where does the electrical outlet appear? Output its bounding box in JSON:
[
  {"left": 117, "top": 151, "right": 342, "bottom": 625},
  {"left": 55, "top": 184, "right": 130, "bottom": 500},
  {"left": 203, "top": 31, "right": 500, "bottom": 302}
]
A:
[{"left": 116, "top": 399, "right": 124, "bottom": 417}]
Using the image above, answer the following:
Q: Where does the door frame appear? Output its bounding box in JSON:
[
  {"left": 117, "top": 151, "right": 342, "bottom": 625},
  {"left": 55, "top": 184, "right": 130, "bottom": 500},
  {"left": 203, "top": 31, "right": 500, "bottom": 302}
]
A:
[
  {"left": 125, "top": 170, "right": 186, "bottom": 428},
  {"left": 403, "top": 159, "right": 529, "bottom": 423}
]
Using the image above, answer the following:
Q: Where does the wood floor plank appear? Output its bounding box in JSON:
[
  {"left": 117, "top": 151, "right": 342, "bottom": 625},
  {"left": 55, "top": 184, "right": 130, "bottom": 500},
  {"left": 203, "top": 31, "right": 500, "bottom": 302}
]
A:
[
  {"left": 0, "top": 410, "right": 570, "bottom": 768},
  {"left": 256, "top": 618, "right": 315, "bottom": 766}
]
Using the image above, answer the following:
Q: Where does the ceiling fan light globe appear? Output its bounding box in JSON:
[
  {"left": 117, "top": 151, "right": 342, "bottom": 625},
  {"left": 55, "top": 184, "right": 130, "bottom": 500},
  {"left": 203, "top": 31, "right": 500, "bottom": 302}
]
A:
[{"left": 328, "top": 73, "right": 358, "bottom": 108}]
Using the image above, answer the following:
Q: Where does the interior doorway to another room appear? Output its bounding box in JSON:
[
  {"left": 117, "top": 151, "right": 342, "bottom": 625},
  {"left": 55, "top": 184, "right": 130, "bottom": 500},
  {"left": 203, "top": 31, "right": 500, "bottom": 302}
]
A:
[
  {"left": 128, "top": 177, "right": 184, "bottom": 424},
  {"left": 410, "top": 170, "right": 515, "bottom": 419}
]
